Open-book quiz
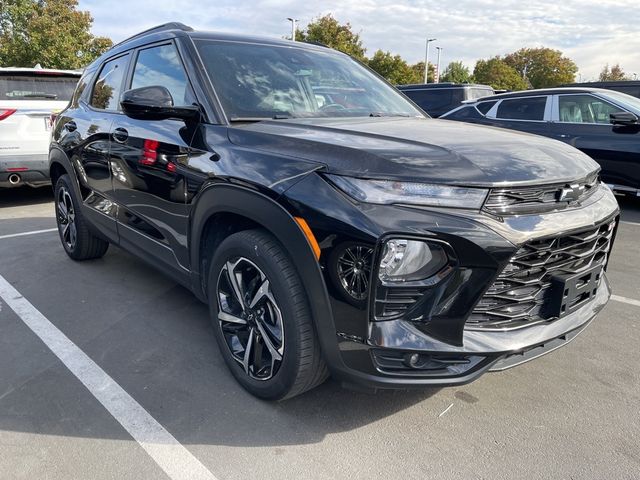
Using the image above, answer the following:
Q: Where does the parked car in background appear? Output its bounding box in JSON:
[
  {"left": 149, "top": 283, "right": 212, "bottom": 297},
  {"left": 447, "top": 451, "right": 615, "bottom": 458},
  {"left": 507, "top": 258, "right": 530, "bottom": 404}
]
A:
[
  {"left": 563, "top": 81, "right": 640, "bottom": 99},
  {"left": 50, "top": 23, "right": 619, "bottom": 400},
  {"left": 0, "top": 67, "right": 81, "bottom": 188},
  {"left": 442, "top": 87, "right": 640, "bottom": 196},
  {"left": 397, "top": 82, "right": 494, "bottom": 117}
]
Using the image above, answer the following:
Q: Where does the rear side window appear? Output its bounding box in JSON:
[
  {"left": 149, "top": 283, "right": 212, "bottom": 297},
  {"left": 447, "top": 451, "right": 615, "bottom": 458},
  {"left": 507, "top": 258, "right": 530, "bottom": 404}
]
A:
[
  {"left": 131, "top": 43, "right": 193, "bottom": 107},
  {"left": 466, "top": 88, "right": 494, "bottom": 100},
  {"left": 0, "top": 73, "right": 79, "bottom": 101},
  {"left": 90, "top": 54, "right": 130, "bottom": 110},
  {"left": 476, "top": 100, "right": 497, "bottom": 115},
  {"left": 496, "top": 96, "right": 547, "bottom": 121}
]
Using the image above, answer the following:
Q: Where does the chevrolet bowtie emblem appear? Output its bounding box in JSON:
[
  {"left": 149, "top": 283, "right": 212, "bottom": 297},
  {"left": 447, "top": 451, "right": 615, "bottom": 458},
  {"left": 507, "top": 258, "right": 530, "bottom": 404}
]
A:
[{"left": 557, "top": 183, "right": 585, "bottom": 202}]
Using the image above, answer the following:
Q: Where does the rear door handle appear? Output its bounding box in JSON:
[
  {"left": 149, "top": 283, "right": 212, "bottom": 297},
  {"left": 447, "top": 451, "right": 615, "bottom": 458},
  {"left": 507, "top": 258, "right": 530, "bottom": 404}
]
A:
[
  {"left": 112, "top": 127, "right": 129, "bottom": 143},
  {"left": 64, "top": 121, "right": 77, "bottom": 132}
]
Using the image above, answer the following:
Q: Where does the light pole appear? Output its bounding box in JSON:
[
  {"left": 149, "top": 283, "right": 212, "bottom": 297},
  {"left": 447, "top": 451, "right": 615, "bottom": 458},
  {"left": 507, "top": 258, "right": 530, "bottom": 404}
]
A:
[
  {"left": 424, "top": 38, "right": 437, "bottom": 83},
  {"left": 634, "top": 73, "right": 638, "bottom": 80},
  {"left": 287, "top": 17, "right": 298, "bottom": 41},
  {"left": 435, "top": 46, "right": 443, "bottom": 83}
]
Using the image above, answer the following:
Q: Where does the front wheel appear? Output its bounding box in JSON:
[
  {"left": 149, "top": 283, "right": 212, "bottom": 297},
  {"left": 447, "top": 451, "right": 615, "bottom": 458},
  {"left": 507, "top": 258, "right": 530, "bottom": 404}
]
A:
[{"left": 208, "top": 229, "right": 328, "bottom": 400}]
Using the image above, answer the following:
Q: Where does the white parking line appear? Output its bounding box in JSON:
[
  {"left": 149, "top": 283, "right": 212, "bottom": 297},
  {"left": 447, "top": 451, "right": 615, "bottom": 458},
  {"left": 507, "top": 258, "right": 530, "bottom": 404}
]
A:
[
  {"left": 0, "top": 228, "right": 58, "bottom": 240},
  {"left": 611, "top": 294, "right": 640, "bottom": 308},
  {"left": 620, "top": 220, "right": 640, "bottom": 227},
  {"left": 0, "top": 274, "right": 218, "bottom": 480}
]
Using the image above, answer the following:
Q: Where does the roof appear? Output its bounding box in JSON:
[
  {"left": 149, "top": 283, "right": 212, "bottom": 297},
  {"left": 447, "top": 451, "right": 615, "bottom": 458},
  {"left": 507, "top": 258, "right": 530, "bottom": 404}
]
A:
[
  {"left": 564, "top": 81, "right": 640, "bottom": 87},
  {"left": 484, "top": 87, "right": 616, "bottom": 101},
  {"left": 397, "top": 83, "right": 493, "bottom": 90},
  {"left": 0, "top": 67, "right": 82, "bottom": 76}
]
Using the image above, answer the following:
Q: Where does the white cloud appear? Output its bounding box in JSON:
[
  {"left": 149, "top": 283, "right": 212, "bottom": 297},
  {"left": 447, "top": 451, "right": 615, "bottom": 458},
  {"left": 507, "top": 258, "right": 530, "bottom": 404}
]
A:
[{"left": 80, "top": 0, "right": 640, "bottom": 80}]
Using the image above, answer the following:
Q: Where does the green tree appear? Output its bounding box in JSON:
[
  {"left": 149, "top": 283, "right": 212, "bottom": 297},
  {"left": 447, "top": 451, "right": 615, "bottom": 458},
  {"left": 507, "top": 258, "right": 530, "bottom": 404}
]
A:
[
  {"left": 599, "top": 63, "right": 629, "bottom": 81},
  {"left": 409, "top": 61, "right": 435, "bottom": 84},
  {"left": 367, "top": 49, "right": 423, "bottom": 85},
  {"left": 296, "top": 14, "right": 366, "bottom": 61},
  {"left": 473, "top": 57, "right": 529, "bottom": 91},
  {"left": 0, "top": 0, "right": 112, "bottom": 69},
  {"left": 503, "top": 47, "right": 577, "bottom": 88},
  {"left": 440, "top": 61, "right": 472, "bottom": 83}
]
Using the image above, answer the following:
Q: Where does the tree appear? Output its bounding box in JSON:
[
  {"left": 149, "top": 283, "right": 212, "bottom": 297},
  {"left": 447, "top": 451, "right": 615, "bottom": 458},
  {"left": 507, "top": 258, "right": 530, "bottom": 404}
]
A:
[
  {"left": 367, "top": 50, "right": 423, "bottom": 85},
  {"left": 503, "top": 47, "right": 577, "bottom": 88},
  {"left": 473, "top": 57, "right": 529, "bottom": 91},
  {"left": 409, "top": 61, "right": 435, "bottom": 84},
  {"left": 0, "top": 0, "right": 112, "bottom": 69},
  {"left": 440, "top": 61, "right": 472, "bottom": 84},
  {"left": 296, "top": 14, "right": 366, "bottom": 61},
  {"left": 599, "top": 63, "right": 629, "bottom": 81}
]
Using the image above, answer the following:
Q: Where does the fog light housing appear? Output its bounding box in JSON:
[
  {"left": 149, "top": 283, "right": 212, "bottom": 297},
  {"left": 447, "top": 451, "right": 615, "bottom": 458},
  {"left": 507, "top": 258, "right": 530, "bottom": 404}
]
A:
[{"left": 378, "top": 239, "right": 448, "bottom": 284}]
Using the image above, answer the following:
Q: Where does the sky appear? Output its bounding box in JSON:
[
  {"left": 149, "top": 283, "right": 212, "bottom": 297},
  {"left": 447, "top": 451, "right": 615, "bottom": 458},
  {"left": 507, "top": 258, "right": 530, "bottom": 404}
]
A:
[{"left": 79, "top": 0, "right": 640, "bottom": 81}]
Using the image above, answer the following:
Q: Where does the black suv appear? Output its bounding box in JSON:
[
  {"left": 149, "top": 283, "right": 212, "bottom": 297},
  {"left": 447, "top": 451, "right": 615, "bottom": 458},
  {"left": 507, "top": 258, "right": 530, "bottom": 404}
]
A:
[
  {"left": 397, "top": 83, "right": 494, "bottom": 117},
  {"left": 50, "top": 23, "right": 619, "bottom": 400}
]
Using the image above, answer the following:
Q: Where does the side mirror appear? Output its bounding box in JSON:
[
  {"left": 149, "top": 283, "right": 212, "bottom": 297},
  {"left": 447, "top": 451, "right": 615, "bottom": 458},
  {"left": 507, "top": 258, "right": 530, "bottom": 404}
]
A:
[
  {"left": 120, "top": 86, "right": 200, "bottom": 121},
  {"left": 610, "top": 111, "right": 638, "bottom": 126}
]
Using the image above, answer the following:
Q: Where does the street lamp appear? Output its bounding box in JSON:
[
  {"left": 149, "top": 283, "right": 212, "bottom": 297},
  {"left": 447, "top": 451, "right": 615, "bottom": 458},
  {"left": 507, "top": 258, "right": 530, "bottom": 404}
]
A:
[
  {"left": 634, "top": 73, "right": 638, "bottom": 80},
  {"left": 435, "top": 46, "right": 443, "bottom": 84},
  {"left": 287, "top": 17, "right": 298, "bottom": 41},
  {"left": 424, "top": 38, "right": 437, "bottom": 83}
]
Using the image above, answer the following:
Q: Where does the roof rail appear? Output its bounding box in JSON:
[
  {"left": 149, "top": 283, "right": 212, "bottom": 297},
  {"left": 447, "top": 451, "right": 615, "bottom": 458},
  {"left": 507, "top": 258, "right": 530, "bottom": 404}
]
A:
[{"left": 113, "top": 22, "right": 193, "bottom": 48}]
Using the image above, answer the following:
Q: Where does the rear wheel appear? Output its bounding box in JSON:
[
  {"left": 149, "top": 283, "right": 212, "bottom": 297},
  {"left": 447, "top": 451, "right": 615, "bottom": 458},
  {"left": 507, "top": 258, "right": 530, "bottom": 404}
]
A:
[
  {"left": 208, "top": 229, "right": 328, "bottom": 400},
  {"left": 54, "top": 174, "right": 109, "bottom": 260}
]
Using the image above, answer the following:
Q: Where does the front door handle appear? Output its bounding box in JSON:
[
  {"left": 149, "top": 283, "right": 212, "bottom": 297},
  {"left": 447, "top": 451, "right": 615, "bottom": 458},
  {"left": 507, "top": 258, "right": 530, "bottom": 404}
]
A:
[
  {"left": 112, "top": 127, "right": 129, "bottom": 143},
  {"left": 64, "top": 121, "right": 77, "bottom": 132}
]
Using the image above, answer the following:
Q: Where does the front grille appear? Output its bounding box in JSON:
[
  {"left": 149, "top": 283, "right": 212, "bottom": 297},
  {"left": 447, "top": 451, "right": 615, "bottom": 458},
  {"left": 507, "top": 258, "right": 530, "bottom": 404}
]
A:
[
  {"left": 467, "top": 219, "right": 616, "bottom": 330},
  {"left": 484, "top": 173, "right": 599, "bottom": 215}
]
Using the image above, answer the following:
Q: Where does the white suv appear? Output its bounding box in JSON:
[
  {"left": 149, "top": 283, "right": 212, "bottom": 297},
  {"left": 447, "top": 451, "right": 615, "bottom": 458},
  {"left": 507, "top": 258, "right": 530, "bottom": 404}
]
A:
[{"left": 1, "top": 67, "right": 80, "bottom": 188}]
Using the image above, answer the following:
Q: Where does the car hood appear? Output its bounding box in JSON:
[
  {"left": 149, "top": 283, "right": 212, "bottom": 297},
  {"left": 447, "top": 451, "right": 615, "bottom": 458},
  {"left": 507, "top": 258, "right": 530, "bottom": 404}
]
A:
[{"left": 227, "top": 117, "right": 599, "bottom": 187}]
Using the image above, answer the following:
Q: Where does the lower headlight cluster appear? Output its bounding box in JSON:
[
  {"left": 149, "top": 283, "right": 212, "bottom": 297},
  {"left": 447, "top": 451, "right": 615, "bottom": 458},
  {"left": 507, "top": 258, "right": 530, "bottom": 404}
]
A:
[{"left": 378, "top": 239, "right": 448, "bottom": 284}]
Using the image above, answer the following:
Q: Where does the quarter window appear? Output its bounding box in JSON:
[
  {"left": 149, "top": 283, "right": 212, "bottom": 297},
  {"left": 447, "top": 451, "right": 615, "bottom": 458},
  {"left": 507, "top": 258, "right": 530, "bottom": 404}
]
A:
[
  {"left": 131, "top": 44, "right": 193, "bottom": 107},
  {"left": 496, "top": 97, "right": 547, "bottom": 121},
  {"left": 476, "top": 100, "right": 497, "bottom": 115},
  {"left": 558, "top": 94, "right": 622, "bottom": 124},
  {"left": 90, "top": 54, "right": 130, "bottom": 110}
]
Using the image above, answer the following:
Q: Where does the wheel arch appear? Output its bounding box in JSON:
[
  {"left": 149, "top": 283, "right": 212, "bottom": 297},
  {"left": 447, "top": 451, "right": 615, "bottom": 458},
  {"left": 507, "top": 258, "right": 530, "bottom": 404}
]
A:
[{"left": 190, "top": 184, "right": 344, "bottom": 371}]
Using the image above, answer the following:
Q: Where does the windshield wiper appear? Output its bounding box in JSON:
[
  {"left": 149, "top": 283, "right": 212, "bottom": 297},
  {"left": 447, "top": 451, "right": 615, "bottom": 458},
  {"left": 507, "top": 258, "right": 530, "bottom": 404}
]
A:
[
  {"left": 23, "top": 93, "right": 58, "bottom": 99},
  {"left": 369, "top": 112, "right": 413, "bottom": 117},
  {"left": 229, "top": 115, "right": 291, "bottom": 123}
]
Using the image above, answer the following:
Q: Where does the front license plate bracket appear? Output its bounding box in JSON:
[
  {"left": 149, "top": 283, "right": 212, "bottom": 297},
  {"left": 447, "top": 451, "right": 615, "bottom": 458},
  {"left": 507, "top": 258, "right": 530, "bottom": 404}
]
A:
[{"left": 549, "top": 265, "right": 602, "bottom": 318}]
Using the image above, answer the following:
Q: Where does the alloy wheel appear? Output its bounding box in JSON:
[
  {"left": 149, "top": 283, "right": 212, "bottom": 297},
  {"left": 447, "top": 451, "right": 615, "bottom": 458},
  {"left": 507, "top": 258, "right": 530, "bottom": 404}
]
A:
[
  {"left": 216, "top": 257, "right": 284, "bottom": 381},
  {"left": 57, "top": 186, "right": 77, "bottom": 250},
  {"left": 337, "top": 245, "right": 373, "bottom": 300}
]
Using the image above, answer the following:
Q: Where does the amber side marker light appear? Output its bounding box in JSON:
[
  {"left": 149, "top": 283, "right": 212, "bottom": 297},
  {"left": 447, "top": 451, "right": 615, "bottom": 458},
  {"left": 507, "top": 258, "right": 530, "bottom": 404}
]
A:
[{"left": 294, "top": 217, "right": 321, "bottom": 260}]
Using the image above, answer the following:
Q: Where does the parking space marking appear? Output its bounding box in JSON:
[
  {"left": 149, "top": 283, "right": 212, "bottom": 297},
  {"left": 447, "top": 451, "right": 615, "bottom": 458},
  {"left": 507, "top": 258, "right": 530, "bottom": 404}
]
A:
[
  {"left": 620, "top": 220, "right": 640, "bottom": 227},
  {"left": 0, "top": 274, "right": 218, "bottom": 480},
  {"left": 611, "top": 294, "right": 640, "bottom": 308},
  {"left": 0, "top": 228, "right": 58, "bottom": 240}
]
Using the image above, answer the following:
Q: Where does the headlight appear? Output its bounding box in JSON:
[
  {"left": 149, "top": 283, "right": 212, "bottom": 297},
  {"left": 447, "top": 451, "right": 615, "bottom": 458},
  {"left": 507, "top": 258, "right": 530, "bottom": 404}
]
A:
[
  {"left": 379, "top": 239, "right": 448, "bottom": 283},
  {"left": 326, "top": 175, "right": 488, "bottom": 209}
]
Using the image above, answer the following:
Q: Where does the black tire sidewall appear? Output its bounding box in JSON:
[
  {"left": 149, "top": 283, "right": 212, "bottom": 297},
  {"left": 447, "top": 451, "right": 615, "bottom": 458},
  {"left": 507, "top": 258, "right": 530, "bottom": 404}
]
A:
[
  {"left": 54, "top": 174, "right": 79, "bottom": 257},
  {"left": 207, "top": 231, "right": 306, "bottom": 400}
]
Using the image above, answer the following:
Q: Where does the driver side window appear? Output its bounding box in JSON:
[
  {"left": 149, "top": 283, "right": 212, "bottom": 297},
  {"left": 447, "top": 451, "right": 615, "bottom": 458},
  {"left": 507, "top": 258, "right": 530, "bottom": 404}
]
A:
[
  {"left": 558, "top": 95, "right": 621, "bottom": 124},
  {"left": 131, "top": 43, "right": 194, "bottom": 107}
]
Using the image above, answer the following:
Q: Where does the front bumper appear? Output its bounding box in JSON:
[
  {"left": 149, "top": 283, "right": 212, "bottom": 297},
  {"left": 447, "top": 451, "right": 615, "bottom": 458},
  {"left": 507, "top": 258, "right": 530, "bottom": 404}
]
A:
[
  {"left": 0, "top": 154, "right": 50, "bottom": 187},
  {"left": 283, "top": 177, "right": 619, "bottom": 391}
]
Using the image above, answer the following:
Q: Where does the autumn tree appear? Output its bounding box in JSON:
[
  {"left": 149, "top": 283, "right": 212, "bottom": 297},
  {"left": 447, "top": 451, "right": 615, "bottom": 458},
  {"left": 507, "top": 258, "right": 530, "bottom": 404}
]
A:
[
  {"left": 296, "top": 14, "right": 366, "bottom": 61},
  {"left": 473, "top": 57, "right": 528, "bottom": 91},
  {"left": 0, "top": 0, "right": 112, "bottom": 69},
  {"left": 503, "top": 47, "right": 577, "bottom": 88},
  {"left": 440, "top": 61, "right": 472, "bottom": 83},
  {"left": 599, "top": 63, "right": 629, "bottom": 81},
  {"left": 367, "top": 50, "right": 424, "bottom": 85}
]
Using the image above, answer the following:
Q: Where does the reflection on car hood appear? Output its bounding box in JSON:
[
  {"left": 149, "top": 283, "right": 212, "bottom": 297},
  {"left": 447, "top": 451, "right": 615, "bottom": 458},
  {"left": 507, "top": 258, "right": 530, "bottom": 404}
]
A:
[{"left": 227, "top": 117, "right": 600, "bottom": 187}]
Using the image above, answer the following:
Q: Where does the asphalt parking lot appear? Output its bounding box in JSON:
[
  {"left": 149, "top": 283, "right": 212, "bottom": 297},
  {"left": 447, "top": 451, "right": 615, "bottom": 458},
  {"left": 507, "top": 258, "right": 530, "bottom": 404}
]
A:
[{"left": 1, "top": 186, "right": 639, "bottom": 480}]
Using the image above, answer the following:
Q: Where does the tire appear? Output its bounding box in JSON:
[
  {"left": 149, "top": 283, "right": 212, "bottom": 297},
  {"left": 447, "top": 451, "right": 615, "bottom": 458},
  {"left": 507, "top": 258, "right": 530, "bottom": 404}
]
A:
[
  {"left": 208, "top": 229, "right": 328, "bottom": 400},
  {"left": 54, "top": 174, "right": 109, "bottom": 261}
]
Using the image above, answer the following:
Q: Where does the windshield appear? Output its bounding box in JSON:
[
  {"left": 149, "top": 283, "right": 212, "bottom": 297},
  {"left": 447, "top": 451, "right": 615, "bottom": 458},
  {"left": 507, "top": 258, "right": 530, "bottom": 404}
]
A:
[
  {"left": 0, "top": 73, "right": 79, "bottom": 101},
  {"left": 194, "top": 40, "right": 423, "bottom": 120},
  {"left": 599, "top": 89, "right": 640, "bottom": 115}
]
